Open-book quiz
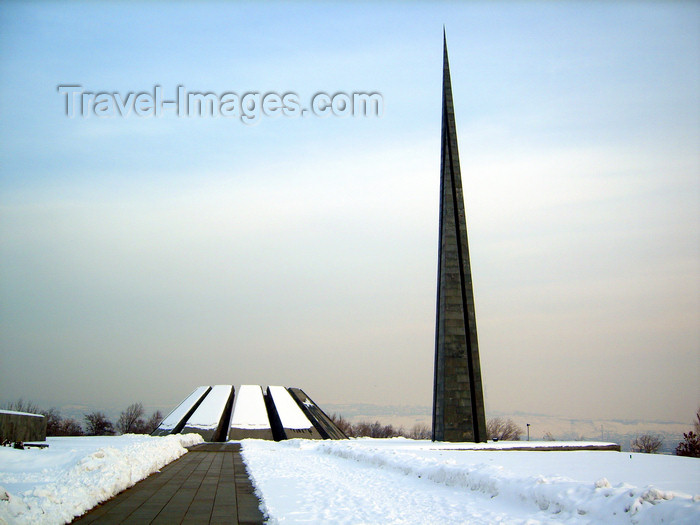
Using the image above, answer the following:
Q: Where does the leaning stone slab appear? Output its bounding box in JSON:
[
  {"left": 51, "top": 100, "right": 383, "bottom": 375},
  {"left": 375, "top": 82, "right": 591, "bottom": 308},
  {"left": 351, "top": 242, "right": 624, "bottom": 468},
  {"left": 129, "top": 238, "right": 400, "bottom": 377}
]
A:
[
  {"left": 287, "top": 387, "right": 347, "bottom": 439},
  {"left": 181, "top": 385, "right": 235, "bottom": 442},
  {"left": 266, "top": 386, "right": 323, "bottom": 441},
  {"left": 0, "top": 409, "right": 46, "bottom": 443},
  {"left": 152, "top": 385, "right": 211, "bottom": 436},
  {"left": 228, "top": 385, "right": 274, "bottom": 441}
]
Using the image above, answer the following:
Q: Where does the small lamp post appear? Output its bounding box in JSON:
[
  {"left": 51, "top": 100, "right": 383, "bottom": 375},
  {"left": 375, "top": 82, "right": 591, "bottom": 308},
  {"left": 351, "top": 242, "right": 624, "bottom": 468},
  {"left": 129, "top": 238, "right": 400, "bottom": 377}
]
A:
[{"left": 526, "top": 423, "right": 530, "bottom": 441}]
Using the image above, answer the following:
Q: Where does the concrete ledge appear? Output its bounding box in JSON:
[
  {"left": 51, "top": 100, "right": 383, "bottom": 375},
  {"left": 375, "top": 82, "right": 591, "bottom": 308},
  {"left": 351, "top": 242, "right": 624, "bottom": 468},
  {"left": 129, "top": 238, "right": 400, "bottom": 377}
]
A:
[
  {"left": 0, "top": 410, "right": 46, "bottom": 444},
  {"left": 432, "top": 442, "right": 621, "bottom": 452},
  {"left": 228, "top": 428, "right": 275, "bottom": 441}
]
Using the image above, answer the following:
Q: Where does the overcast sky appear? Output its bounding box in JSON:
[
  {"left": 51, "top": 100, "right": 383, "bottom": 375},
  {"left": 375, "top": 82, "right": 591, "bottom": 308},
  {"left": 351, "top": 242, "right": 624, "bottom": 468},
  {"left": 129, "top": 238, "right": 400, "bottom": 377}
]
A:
[{"left": 1, "top": 2, "right": 698, "bottom": 423}]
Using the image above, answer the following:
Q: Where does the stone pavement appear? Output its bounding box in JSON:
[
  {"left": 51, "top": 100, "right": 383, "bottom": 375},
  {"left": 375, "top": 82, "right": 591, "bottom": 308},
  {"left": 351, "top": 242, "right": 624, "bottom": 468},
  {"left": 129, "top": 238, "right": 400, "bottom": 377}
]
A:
[{"left": 72, "top": 443, "right": 265, "bottom": 524}]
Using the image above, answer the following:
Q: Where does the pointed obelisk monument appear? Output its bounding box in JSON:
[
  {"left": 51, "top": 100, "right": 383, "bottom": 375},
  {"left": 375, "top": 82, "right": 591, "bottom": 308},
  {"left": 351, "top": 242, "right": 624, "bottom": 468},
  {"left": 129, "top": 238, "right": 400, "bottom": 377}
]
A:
[{"left": 432, "top": 34, "right": 488, "bottom": 442}]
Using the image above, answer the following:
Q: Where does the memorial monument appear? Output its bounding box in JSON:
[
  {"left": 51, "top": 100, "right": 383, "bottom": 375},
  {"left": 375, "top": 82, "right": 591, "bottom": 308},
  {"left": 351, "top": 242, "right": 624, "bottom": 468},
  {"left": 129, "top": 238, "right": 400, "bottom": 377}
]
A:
[
  {"left": 152, "top": 385, "right": 347, "bottom": 442},
  {"left": 156, "top": 35, "right": 486, "bottom": 445},
  {"left": 432, "top": 34, "right": 488, "bottom": 443}
]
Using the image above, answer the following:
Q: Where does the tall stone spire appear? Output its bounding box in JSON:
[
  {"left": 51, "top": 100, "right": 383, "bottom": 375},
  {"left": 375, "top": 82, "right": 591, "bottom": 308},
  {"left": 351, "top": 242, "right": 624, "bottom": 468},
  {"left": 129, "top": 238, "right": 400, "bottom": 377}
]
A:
[{"left": 432, "top": 33, "right": 487, "bottom": 443}]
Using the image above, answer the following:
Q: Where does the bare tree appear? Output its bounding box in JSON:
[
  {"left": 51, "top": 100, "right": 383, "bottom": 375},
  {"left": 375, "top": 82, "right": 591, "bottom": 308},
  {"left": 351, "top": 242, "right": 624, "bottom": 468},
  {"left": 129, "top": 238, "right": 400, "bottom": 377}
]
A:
[
  {"left": 56, "top": 418, "right": 84, "bottom": 436},
  {"left": 117, "top": 403, "right": 145, "bottom": 434},
  {"left": 37, "top": 408, "right": 62, "bottom": 436},
  {"left": 330, "top": 413, "right": 354, "bottom": 437},
  {"left": 144, "top": 410, "right": 164, "bottom": 434},
  {"left": 676, "top": 408, "right": 700, "bottom": 458},
  {"left": 631, "top": 434, "right": 663, "bottom": 454},
  {"left": 1, "top": 398, "right": 41, "bottom": 414},
  {"left": 542, "top": 431, "right": 556, "bottom": 441},
  {"left": 84, "top": 411, "right": 115, "bottom": 436},
  {"left": 676, "top": 431, "right": 700, "bottom": 457},
  {"left": 487, "top": 417, "right": 524, "bottom": 441}
]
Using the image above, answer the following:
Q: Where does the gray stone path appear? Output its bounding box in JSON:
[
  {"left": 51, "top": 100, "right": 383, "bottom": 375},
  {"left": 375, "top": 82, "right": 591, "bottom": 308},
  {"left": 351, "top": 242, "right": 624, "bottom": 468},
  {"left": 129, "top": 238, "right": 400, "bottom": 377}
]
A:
[{"left": 72, "top": 443, "right": 265, "bottom": 524}]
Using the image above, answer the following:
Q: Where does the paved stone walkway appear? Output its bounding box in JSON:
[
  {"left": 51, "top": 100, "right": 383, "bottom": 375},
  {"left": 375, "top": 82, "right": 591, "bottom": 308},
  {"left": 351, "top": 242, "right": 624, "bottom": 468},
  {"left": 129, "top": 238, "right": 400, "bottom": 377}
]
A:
[{"left": 72, "top": 443, "right": 265, "bottom": 524}]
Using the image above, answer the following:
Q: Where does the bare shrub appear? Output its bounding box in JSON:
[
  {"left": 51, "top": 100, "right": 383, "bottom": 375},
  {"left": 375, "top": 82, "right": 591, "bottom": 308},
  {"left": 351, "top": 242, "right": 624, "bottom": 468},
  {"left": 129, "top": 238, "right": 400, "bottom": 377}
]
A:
[
  {"left": 631, "top": 434, "right": 663, "bottom": 454},
  {"left": 330, "top": 413, "right": 354, "bottom": 437},
  {"left": 408, "top": 424, "right": 432, "bottom": 440},
  {"left": 352, "top": 420, "right": 400, "bottom": 438},
  {"left": 328, "top": 414, "right": 431, "bottom": 440},
  {"left": 487, "top": 417, "right": 524, "bottom": 441}
]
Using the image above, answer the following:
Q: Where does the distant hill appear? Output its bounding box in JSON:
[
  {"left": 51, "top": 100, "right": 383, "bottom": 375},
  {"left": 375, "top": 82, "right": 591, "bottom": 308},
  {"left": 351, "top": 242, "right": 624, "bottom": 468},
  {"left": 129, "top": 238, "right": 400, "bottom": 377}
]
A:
[
  {"left": 323, "top": 404, "right": 690, "bottom": 453},
  {"left": 46, "top": 399, "right": 692, "bottom": 453}
]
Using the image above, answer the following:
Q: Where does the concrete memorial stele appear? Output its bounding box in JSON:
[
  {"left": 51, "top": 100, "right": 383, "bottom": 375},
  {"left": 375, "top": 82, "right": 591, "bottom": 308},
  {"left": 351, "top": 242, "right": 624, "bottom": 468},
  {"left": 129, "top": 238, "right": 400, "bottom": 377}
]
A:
[{"left": 432, "top": 34, "right": 488, "bottom": 443}]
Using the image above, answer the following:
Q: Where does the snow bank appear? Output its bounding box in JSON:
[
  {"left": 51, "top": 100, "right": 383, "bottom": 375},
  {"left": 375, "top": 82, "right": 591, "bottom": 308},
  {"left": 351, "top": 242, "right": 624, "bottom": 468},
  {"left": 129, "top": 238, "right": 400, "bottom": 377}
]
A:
[
  {"left": 241, "top": 438, "right": 700, "bottom": 524},
  {"left": 0, "top": 433, "right": 203, "bottom": 525}
]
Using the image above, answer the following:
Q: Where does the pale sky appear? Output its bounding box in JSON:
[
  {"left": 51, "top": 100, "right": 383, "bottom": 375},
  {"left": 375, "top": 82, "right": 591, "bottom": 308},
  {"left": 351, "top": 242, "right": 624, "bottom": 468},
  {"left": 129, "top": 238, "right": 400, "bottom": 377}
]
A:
[{"left": 1, "top": 2, "right": 698, "bottom": 423}]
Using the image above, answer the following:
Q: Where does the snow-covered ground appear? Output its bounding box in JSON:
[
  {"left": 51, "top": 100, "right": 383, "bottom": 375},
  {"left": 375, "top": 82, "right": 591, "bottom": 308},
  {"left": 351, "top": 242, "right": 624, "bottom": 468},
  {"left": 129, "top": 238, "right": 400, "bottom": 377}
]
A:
[
  {"left": 1, "top": 435, "right": 698, "bottom": 524},
  {"left": 241, "top": 438, "right": 700, "bottom": 524},
  {"left": 0, "top": 433, "right": 203, "bottom": 525}
]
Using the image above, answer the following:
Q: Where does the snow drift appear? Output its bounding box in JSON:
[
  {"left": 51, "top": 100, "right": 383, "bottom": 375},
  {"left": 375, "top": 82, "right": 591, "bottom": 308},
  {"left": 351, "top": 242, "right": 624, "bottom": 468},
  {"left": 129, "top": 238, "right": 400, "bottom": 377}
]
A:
[
  {"left": 241, "top": 438, "right": 700, "bottom": 524},
  {"left": 0, "top": 433, "right": 203, "bottom": 525}
]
